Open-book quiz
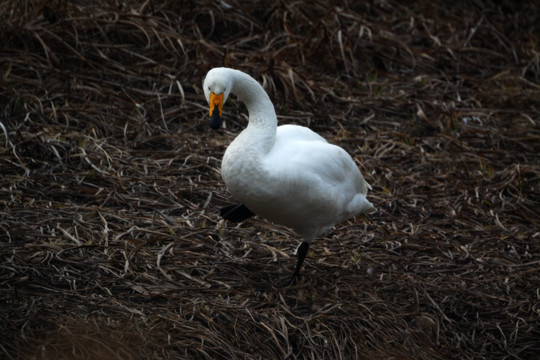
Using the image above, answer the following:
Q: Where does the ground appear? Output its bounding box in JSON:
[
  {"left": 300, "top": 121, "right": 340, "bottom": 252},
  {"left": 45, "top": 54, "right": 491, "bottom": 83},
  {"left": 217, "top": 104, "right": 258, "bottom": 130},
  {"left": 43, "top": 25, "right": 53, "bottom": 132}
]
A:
[{"left": 1, "top": 1, "right": 539, "bottom": 359}]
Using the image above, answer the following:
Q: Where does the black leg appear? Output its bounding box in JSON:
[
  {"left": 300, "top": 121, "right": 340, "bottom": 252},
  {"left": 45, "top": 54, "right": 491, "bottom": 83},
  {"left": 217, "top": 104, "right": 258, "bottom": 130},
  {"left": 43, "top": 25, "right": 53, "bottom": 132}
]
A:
[
  {"left": 279, "top": 241, "right": 310, "bottom": 287},
  {"left": 220, "top": 203, "right": 255, "bottom": 222}
]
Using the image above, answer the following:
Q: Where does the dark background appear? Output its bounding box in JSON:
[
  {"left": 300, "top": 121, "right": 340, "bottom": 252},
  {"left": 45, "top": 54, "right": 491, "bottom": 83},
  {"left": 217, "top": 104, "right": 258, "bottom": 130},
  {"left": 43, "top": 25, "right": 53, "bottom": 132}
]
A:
[{"left": 1, "top": 1, "right": 538, "bottom": 359}]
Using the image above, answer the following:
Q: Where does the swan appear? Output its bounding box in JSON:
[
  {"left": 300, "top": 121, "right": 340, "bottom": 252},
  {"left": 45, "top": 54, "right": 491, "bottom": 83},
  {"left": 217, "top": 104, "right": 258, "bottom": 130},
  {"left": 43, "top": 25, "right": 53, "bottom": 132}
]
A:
[{"left": 204, "top": 67, "right": 376, "bottom": 286}]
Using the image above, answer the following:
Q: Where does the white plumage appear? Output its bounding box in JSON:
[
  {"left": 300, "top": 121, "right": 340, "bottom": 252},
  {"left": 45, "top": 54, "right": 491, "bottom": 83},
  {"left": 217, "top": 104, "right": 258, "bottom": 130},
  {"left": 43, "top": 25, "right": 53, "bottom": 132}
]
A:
[{"left": 204, "top": 67, "right": 375, "bottom": 285}]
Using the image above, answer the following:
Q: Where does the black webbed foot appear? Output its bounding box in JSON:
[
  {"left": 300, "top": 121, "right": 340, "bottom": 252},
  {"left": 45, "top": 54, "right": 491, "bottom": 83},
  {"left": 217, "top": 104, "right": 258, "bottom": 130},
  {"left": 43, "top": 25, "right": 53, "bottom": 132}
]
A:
[{"left": 253, "top": 243, "right": 310, "bottom": 291}]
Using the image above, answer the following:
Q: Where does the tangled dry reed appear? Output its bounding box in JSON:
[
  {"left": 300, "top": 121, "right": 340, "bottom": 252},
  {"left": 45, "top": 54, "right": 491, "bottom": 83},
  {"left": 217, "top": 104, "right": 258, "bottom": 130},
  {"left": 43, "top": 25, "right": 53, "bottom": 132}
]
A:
[{"left": 1, "top": 1, "right": 539, "bottom": 359}]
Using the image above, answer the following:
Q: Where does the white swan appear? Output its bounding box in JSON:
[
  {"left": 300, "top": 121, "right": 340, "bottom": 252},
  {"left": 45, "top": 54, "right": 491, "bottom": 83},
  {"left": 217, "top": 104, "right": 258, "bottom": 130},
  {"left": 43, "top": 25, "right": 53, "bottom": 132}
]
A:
[{"left": 204, "top": 67, "right": 375, "bottom": 286}]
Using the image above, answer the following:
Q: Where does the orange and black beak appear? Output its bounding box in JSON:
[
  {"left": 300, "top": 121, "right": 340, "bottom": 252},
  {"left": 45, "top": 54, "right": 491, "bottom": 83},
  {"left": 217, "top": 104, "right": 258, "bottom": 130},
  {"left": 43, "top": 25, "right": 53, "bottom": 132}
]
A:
[{"left": 209, "top": 92, "right": 224, "bottom": 129}]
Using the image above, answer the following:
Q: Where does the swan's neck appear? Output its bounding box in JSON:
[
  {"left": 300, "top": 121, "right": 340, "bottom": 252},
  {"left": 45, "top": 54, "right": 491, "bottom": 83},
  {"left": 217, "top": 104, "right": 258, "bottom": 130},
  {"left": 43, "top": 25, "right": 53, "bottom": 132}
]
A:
[{"left": 230, "top": 70, "right": 277, "bottom": 153}]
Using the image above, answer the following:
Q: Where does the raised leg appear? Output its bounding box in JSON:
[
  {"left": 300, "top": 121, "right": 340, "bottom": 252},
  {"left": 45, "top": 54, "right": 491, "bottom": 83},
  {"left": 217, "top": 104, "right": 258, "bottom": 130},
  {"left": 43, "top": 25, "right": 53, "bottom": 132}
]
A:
[{"left": 220, "top": 203, "right": 255, "bottom": 222}]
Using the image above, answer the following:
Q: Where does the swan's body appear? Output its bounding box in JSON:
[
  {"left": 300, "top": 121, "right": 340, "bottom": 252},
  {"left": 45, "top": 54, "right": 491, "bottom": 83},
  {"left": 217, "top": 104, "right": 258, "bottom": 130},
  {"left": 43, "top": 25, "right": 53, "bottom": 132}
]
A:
[{"left": 204, "top": 67, "right": 375, "bottom": 285}]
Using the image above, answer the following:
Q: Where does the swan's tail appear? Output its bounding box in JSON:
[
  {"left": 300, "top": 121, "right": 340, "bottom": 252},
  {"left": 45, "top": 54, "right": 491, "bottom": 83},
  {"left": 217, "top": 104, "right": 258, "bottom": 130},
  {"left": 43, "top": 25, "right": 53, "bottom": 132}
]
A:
[{"left": 346, "top": 194, "right": 376, "bottom": 216}]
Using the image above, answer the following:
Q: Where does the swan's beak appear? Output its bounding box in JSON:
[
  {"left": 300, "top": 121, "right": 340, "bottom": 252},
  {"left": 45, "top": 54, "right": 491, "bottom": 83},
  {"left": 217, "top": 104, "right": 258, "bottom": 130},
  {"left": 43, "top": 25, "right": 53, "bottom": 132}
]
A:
[{"left": 209, "top": 92, "right": 224, "bottom": 129}]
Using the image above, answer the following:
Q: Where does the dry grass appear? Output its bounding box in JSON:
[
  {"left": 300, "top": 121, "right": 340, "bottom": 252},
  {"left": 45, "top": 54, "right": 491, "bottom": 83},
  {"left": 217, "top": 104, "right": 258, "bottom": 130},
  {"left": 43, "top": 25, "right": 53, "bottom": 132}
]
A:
[{"left": 1, "top": 1, "right": 539, "bottom": 359}]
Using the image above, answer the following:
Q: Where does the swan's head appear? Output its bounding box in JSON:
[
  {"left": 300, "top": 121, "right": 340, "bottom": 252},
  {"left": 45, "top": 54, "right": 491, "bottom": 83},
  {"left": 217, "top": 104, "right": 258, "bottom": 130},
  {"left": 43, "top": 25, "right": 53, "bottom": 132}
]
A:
[{"left": 203, "top": 68, "right": 233, "bottom": 129}]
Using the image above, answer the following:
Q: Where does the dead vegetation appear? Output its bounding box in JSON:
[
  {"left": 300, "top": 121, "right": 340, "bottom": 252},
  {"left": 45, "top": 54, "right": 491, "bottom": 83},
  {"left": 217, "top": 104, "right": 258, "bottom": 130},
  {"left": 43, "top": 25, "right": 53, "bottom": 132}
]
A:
[{"left": 1, "top": 0, "right": 539, "bottom": 359}]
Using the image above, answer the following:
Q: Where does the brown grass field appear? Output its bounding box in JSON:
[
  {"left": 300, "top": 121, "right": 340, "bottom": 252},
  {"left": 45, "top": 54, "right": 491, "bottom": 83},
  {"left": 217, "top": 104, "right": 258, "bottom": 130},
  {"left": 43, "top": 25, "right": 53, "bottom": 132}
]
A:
[{"left": 1, "top": 1, "right": 539, "bottom": 359}]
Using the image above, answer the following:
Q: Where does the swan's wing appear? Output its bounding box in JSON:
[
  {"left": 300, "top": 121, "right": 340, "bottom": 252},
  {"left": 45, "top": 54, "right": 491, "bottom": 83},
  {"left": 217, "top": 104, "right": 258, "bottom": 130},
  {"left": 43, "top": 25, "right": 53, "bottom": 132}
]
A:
[
  {"left": 261, "top": 136, "right": 374, "bottom": 234},
  {"left": 272, "top": 124, "right": 358, "bottom": 187},
  {"left": 266, "top": 134, "right": 370, "bottom": 196}
]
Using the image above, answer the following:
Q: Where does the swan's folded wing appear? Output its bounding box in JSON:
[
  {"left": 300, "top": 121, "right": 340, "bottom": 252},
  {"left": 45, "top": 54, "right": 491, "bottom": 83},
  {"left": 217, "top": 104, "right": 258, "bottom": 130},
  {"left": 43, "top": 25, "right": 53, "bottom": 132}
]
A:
[{"left": 265, "top": 138, "right": 370, "bottom": 196}]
